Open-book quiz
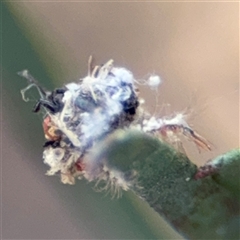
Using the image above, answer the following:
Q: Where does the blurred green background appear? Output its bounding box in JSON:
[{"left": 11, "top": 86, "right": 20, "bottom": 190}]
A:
[{"left": 2, "top": 2, "right": 238, "bottom": 239}]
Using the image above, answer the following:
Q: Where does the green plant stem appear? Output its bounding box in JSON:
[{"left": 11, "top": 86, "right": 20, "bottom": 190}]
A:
[{"left": 92, "top": 130, "right": 240, "bottom": 239}]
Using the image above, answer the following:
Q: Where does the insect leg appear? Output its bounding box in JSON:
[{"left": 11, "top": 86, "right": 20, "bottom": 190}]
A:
[
  {"left": 18, "top": 70, "right": 47, "bottom": 100},
  {"left": 183, "top": 126, "right": 212, "bottom": 151},
  {"left": 33, "top": 99, "right": 58, "bottom": 113}
]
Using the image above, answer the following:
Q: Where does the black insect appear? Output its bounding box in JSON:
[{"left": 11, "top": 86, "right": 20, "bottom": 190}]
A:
[
  {"left": 33, "top": 88, "right": 66, "bottom": 114},
  {"left": 18, "top": 70, "right": 66, "bottom": 114}
]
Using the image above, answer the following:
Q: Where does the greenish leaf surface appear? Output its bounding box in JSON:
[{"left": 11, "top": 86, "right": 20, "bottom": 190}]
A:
[{"left": 93, "top": 130, "right": 240, "bottom": 239}]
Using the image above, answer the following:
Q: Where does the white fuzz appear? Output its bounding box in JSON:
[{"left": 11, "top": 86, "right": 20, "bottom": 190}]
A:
[
  {"left": 148, "top": 75, "right": 162, "bottom": 89},
  {"left": 19, "top": 58, "right": 211, "bottom": 193},
  {"left": 142, "top": 117, "right": 162, "bottom": 132}
]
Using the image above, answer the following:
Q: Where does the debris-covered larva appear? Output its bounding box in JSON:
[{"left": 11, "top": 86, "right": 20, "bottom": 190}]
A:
[{"left": 18, "top": 57, "right": 211, "bottom": 187}]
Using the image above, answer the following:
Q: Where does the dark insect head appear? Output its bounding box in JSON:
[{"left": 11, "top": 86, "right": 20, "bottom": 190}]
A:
[{"left": 33, "top": 88, "right": 66, "bottom": 114}]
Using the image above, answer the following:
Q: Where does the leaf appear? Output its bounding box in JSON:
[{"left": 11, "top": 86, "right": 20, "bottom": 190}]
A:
[{"left": 91, "top": 130, "right": 240, "bottom": 239}]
